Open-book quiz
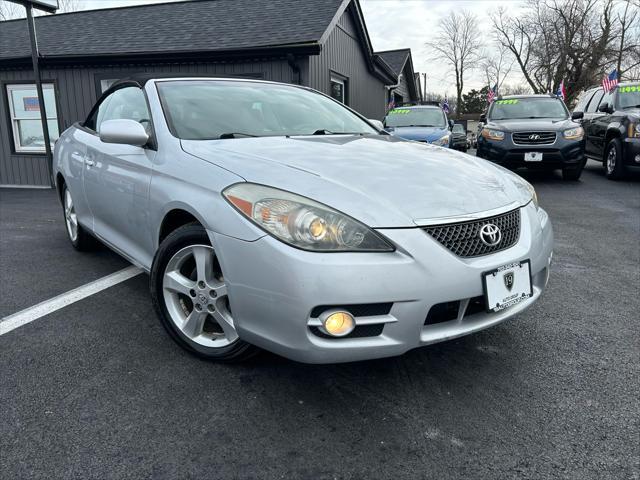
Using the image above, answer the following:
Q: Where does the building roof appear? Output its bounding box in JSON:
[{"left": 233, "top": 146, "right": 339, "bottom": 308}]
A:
[
  {"left": 375, "top": 49, "right": 411, "bottom": 77},
  {"left": 0, "top": 0, "right": 344, "bottom": 62}
]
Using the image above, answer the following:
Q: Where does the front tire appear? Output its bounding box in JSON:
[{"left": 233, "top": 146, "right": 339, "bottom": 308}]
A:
[
  {"left": 150, "top": 223, "right": 258, "bottom": 362},
  {"left": 604, "top": 138, "right": 625, "bottom": 180},
  {"left": 562, "top": 163, "right": 584, "bottom": 181},
  {"left": 62, "top": 185, "right": 96, "bottom": 251}
]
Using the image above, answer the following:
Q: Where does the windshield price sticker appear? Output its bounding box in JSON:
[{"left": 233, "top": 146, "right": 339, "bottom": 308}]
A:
[
  {"left": 619, "top": 85, "right": 639, "bottom": 93},
  {"left": 495, "top": 99, "right": 519, "bottom": 105},
  {"left": 389, "top": 109, "right": 411, "bottom": 115}
]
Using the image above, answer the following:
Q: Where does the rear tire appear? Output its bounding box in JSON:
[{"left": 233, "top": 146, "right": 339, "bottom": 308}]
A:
[
  {"left": 62, "top": 185, "right": 97, "bottom": 251},
  {"left": 150, "top": 223, "right": 258, "bottom": 362},
  {"left": 604, "top": 138, "right": 625, "bottom": 180}
]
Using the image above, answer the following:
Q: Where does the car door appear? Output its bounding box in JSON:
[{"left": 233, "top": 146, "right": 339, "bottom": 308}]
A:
[
  {"left": 82, "top": 85, "right": 156, "bottom": 267},
  {"left": 583, "top": 89, "right": 605, "bottom": 157},
  {"left": 590, "top": 89, "right": 615, "bottom": 157}
]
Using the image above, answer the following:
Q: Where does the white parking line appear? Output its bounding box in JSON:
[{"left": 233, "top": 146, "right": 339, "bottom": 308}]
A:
[{"left": 0, "top": 266, "right": 143, "bottom": 336}]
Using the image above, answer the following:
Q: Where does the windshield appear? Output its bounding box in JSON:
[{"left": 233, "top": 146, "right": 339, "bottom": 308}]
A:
[
  {"left": 452, "top": 124, "right": 464, "bottom": 133},
  {"left": 489, "top": 97, "right": 569, "bottom": 120},
  {"left": 156, "top": 80, "right": 378, "bottom": 140},
  {"left": 384, "top": 108, "right": 446, "bottom": 128},
  {"left": 617, "top": 85, "right": 640, "bottom": 109}
]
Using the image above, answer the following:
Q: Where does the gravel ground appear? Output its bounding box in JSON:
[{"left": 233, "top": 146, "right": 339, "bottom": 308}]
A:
[{"left": 0, "top": 159, "right": 638, "bottom": 479}]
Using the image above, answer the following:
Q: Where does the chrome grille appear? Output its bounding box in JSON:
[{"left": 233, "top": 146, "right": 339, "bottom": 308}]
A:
[
  {"left": 512, "top": 131, "right": 556, "bottom": 145},
  {"left": 423, "top": 208, "right": 521, "bottom": 257}
]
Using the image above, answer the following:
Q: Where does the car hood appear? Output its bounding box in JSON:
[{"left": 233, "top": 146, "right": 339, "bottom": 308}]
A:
[
  {"left": 486, "top": 118, "right": 578, "bottom": 132},
  {"left": 181, "top": 135, "right": 528, "bottom": 228},
  {"left": 385, "top": 126, "right": 449, "bottom": 142},
  {"left": 620, "top": 107, "right": 640, "bottom": 118}
]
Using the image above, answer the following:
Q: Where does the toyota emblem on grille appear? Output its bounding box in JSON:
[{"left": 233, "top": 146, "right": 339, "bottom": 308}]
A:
[
  {"left": 529, "top": 134, "right": 540, "bottom": 140},
  {"left": 479, "top": 223, "right": 502, "bottom": 247}
]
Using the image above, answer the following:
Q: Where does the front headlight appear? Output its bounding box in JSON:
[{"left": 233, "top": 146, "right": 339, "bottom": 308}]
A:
[
  {"left": 563, "top": 126, "right": 584, "bottom": 140},
  {"left": 628, "top": 122, "right": 640, "bottom": 138},
  {"left": 433, "top": 134, "right": 450, "bottom": 146},
  {"left": 223, "top": 183, "right": 394, "bottom": 252},
  {"left": 481, "top": 128, "right": 505, "bottom": 141}
]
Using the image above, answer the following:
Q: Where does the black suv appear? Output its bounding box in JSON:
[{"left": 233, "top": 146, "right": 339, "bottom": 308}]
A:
[
  {"left": 476, "top": 95, "right": 586, "bottom": 180},
  {"left": 451, "top": 123, "right": 468, "bottom": 152},
  {"left": 572, "top": 82, "right": 640, "bottom": 180}
]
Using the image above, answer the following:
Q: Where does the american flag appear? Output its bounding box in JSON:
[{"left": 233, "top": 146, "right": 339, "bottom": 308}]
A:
[
  {"left": 442, "top": 96, "right": 450, "bottom": 114},
  {"left": 487, "top": 84, "right": 498, "bottom": 103},
  {"left": 387, "top": 97, "right": 395, "bottom": 112},
  {"left": 555, "top": 80, "right": 566, "bottom": 100},
  {"left": 602, "top": 69, "right": 618, "bottom": 92}
]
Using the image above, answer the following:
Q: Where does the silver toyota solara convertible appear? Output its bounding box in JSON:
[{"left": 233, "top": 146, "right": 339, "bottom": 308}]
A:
[{"left": 54, "top": 77, "right": 553, "bottom": 363}]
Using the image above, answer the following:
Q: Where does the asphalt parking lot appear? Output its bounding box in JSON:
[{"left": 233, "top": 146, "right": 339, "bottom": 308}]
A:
[{"left": 1, "top": 159, "right": 638, "bottom": 480}]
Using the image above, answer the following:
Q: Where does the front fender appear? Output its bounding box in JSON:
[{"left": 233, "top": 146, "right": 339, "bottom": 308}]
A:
[{"left": 149, "top": 158, "right": 266, "bottom": 253}]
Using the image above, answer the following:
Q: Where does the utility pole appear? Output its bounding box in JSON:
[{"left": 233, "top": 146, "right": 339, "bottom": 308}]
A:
[{"left": 422, "top": 73, "right": 427, "bottom": 101}]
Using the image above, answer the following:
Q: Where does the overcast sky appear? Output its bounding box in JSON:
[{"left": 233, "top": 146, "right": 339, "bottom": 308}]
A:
[{"left": 25, "top": 0, "right": 527, "bottom": 95}]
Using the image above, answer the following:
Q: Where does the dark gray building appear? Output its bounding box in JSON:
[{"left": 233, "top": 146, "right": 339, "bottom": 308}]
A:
[
  {"left": 376, "top": 49, "right": 420, "bottom": 107},
  {"left": 0, "top": 0, "right": 400, "bottom": 187}
]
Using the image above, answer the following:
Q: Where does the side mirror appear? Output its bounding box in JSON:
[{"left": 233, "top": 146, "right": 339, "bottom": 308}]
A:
[
  {"left": 368, "top": 119, "right": 384, "bottom": 130},
  {"left": 571, "top": 111, "right": 584, "bottom": 120},
  {"left": 597, "top": 102, "right": 613, "bottom": 114},
  {"left": 480, "top": 113, "right": 487, "bottom": 122},
  {"left": 99, "top": 119, "right": 149, "bottom": 147},
  {"left": 448, "top": 119, "right": 455, "bottom": 129}
]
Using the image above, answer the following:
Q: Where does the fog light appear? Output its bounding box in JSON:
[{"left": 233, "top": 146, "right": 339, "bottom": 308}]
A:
[
  {"left": 320, "top": 310, "right": 355, "bottom": 337},
  {"left": 635, "top": 154, "right": 640, "bottom": 164}
]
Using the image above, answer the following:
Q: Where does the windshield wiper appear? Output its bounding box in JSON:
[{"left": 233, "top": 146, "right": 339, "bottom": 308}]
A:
[
  {"left": 622, "top": 104, "right": 640, "bottom": 109},
  {"left": 219, "top": 132, "right": 258, "bottom": 139}
]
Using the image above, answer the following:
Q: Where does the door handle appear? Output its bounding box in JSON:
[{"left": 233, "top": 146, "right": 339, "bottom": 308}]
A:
[{"left": 71, "top": 152, "right": 84, "bottom": 162}]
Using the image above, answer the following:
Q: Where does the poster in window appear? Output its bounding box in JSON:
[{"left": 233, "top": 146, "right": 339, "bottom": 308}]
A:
[{"left": 23, "top": 97, "right": 40, "bottom": 112}]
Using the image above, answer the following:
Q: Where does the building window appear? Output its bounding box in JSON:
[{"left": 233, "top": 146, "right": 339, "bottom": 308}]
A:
[
  {"left": 330, "top": 75, "right": 347, "bottom": 104},
  {"left": 6, "top": 84, "right": 59, "bottom": 153}
]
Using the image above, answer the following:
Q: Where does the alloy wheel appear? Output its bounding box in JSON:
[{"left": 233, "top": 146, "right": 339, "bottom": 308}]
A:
[
  {"left": 162, "top": 244, "right": 238, "bottom": 348},
  {"left": 64, "top": 189, "right": 78, "bottom": 242}
]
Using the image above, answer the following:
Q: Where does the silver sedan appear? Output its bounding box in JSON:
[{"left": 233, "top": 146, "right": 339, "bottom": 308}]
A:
[{"left": 54, "top": 77, "right": 553, "bottom": 363}]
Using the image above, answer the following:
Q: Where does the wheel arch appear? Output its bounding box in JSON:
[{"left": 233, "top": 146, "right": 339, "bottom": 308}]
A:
[
  {"left": 55, "top": 173, "right": 66, "bottom": 204},
  {"left": 158, "top": 205, "right": 207, "bottom": 248},
  {"left": 604, "top": 125, "right": 624, "bottom": 144}
]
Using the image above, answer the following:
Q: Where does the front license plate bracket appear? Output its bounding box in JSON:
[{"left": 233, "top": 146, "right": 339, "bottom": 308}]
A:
[{"left": 482, "top": 260, "right": 533, "bottom": 313}]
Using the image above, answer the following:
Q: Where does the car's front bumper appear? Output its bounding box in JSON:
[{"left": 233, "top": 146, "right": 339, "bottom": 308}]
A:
[
  {"left": 209, "top": 202, "right": 553, "bottom": 364},
  {"left": 477, "top": 134, "right": 585, "bottom": 169},
  {"left": 622, "top": 137, "right": 640, "bottom": 167}
]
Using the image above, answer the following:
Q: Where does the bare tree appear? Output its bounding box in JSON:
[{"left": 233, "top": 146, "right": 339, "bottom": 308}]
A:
[
  {"left": 614, "top": 0, "right": 640, "bottom": 79},
  {"left": 423, "top": 91, "right": 458, "bottom": 114},
  {"left": 0, "top": 0, "right": 83, "bottom": 19},
  {"left": 501, "top": 84, "right": 533, "bottom": 95},
  {"left": 427, "top": 10, "right": 482, "bottom": 116},
  {"left": 492, "top": 0, "right": 640, "bottom": 104},
  {"left": 58, "top": 0, "right": 83, "bottom": 13},
  {"left": 0, "top": 0, "right": 22, "bottom": 20},
  {"left": 481, "top": 43, "right": 515, "bottom": 92}
]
